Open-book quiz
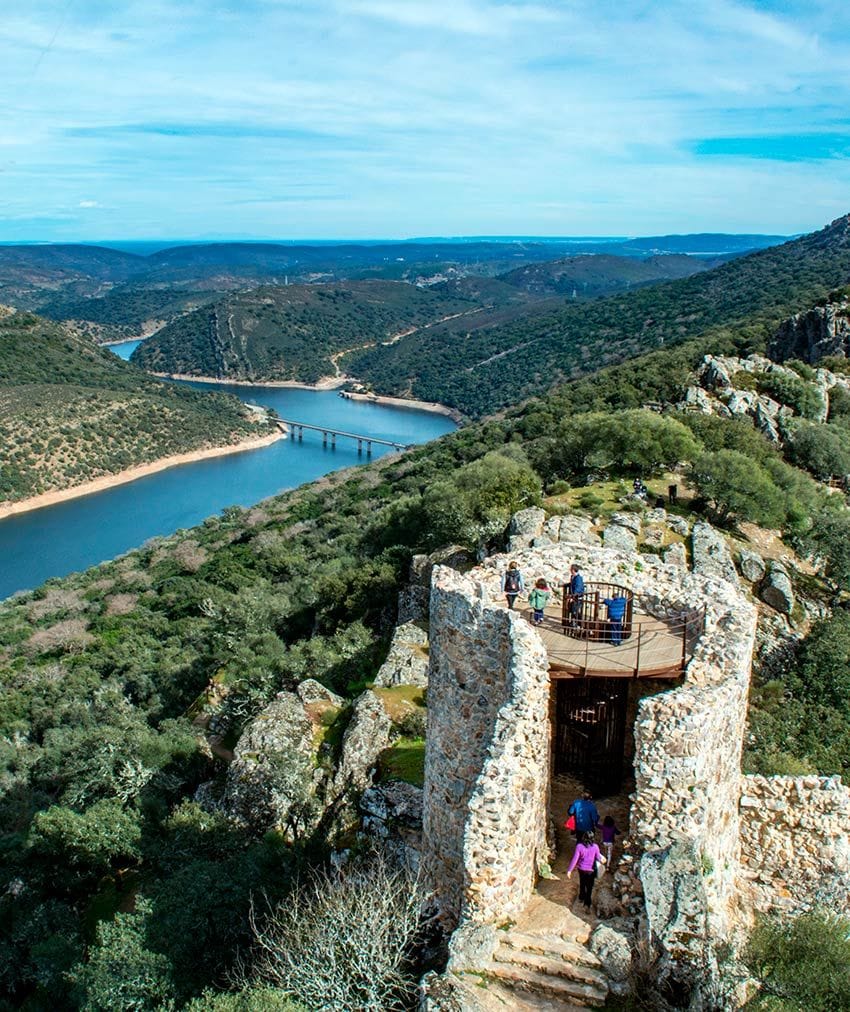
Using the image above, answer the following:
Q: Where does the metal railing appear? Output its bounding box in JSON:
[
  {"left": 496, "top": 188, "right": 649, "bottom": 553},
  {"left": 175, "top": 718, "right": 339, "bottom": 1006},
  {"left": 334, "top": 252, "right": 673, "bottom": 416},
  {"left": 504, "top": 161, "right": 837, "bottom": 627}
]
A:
[{"left": 556, "top": 582, "right": 705, "bottom": 679}]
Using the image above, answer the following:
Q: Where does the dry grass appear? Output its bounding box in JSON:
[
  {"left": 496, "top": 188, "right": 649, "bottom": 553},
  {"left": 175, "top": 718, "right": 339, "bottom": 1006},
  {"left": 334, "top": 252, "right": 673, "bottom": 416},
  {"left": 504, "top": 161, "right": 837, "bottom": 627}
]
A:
[
  {"left": 27, "top": 618, "right": 94, "bottom": 655},
  {"left": 27, "top": 588, "right": 87, "bottom": 622},
  {"left": 105, "top": 593, "right": 139, "bottom": 617}
]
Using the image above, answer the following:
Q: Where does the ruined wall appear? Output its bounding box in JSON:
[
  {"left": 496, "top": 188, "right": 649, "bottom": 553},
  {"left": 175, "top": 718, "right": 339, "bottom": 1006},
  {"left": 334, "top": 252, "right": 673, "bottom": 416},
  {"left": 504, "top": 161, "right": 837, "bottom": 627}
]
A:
[
  {"left": 422, "top": 566, "right": 551, "bottom": 928},
  {"left": 739, "top": 774, "right": 850, "bottom": 915}
]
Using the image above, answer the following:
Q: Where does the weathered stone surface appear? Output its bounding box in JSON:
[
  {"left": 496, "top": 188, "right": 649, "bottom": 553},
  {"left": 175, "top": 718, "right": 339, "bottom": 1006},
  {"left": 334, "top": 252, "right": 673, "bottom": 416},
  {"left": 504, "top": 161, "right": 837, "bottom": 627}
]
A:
[
  {"left": 681, "top": 385, "right": 715, "bottom": 413},
  {"left": 643, "top": 526, "right": 664, "bottom": 548},
  {"left": 737, "top": 549, "right": 766, "bottom": 584},
  {"left": 768, "top": 295, "right": 850, "bottom": 365},
  {"left": 447, "top": 922, "right": 499, "bottom": 971},
  {"left": 558, "top": 514, "right": 602, "bottom": 546},
  {"left": 691, "top": 521, "right": 739, "bottom": 586},
  {"left": 362, "top": 780, "right": 423, "bottom": 826},
  {"left": 739, "top": 774, "right": 850, "bottom": 915},
  {"left": 296, "top": 678, "right": 344, "bottom": 707},
  {"left": 700, "top": 356, "right": 733, "bottom": 391},
  {"left": 222, "top": 692, "right": 314, "bottom": 830},
  {"left": 507, "top": 508, "right": 546, "bottom": 551},
  {"left": 603, "top": 524, "right": 638, "bottom": 553},
  {"left": 373, "top": 620, "right": 430, "bottom": 687},
  {"left": 640, "top": 842, "right": 711, "bottom": 966},
  {"left": 760, "top": 562, "right": 794, "bottom": 615},
  {"left": 663, "top": 542, "right": 687, "bottom": 569},
  {"left": 610, "top": 511, "right": 642, "bottom": 535},
  {"left": 645, "top": 507, "right": 667, "bottom": 525},
  {"left": 399, "top": 548, "right": 474, "bottom": 622},
  {"left": 754, "top": 400, "right": 781, "bottom": 443},
  {"left": 334, "top": 690, "right": 392, "bottom": 793},
  {"left": 589, "top": 923, "right": 633, "bottom": 994},
  {"left": 667, "top": 515, "right": 689, "bottom": 536}
]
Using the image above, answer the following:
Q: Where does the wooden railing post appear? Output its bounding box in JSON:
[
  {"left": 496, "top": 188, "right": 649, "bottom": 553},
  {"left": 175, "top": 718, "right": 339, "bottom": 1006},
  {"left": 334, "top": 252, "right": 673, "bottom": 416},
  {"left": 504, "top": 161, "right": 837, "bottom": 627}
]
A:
[{"left": 634, "top": 626, "right": 641, "bottom": 678}]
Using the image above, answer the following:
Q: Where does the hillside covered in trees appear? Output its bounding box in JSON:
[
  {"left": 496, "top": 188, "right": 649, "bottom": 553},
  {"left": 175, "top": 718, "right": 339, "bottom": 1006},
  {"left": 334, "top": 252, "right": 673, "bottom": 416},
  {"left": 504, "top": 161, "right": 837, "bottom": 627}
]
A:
[
  {"left": 345, "top": 214, "right": 850, "bottom": 415},
  {"left": 0, "top": 308, "right": 262, "bottom": 504},
  {"left": 3, "top": 271, "right": 850, "bottom": 1003}
]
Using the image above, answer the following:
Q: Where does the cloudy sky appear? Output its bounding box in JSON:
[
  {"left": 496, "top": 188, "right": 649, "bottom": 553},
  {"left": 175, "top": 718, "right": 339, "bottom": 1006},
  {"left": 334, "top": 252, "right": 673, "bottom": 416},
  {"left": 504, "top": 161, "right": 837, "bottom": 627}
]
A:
[{"left": 2, "top": 0, "right": 850, "bottom": 240}]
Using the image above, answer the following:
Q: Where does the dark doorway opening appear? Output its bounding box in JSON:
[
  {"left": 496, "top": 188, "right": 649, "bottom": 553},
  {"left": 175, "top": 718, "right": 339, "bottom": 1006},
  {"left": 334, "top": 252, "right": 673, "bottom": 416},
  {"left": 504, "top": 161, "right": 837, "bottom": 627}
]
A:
[{"left": 554, "top": 678, "right": 629, "bottom": 795}]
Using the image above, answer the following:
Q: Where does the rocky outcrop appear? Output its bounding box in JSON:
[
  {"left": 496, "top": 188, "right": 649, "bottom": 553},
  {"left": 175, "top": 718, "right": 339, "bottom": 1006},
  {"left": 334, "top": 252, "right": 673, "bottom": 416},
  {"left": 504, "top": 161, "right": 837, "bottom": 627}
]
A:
[
  {"left": 550, "top": 513, "right": 602, "bottom": 546},
  {"left": 663, "top": 542, "right": 687, "bottom": 569},
  {"left": 737, "top": 549, "right": 766, "bottom": 584},
  {"left": 334, "top": 689, "right": 392, "bottom": 793},
  {"left": 360, "top": 781, "right": 423, "bottom": 870},
  {"left": 373, "top": 620, "right": 429, "bottom": 687},
  {"left": 760, "top": 561, "right": 795, "bottom": 615},
  {"left": 296, "top": 678, "right": 344, "bottom": 707},
  {"left": 221, "top": 692, "right": 315, "bottom": 831},
  {"left": 588, "top": 922, "right": 634, "bottom": 997},
  {"left": 690, "top": 521, "right": 739, "bottom": 586},
  {"left": 768, "top": 295, "right": 850, "bottom": 364},
  {"left": 640, "top": 841, "right": 712, "bottom": 968},
  {"left": 398, "top": 547, "right": 475, "bottom": 623},
  {"left": 507, "top": 507, "right": 546, "bottom": 551}
]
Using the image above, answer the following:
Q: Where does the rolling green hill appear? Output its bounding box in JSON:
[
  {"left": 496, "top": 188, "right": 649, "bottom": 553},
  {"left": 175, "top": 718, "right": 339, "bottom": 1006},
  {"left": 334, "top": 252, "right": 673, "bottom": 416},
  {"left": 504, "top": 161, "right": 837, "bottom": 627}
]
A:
[
  {"left": 0, "top": 308, "right": 263, "bottom": 503},
  {"left": 345, "top": 214, "right": 850, "bottom": 416},
  {"left": 131, "top": 280, "right": 479, "bottom": 383}
]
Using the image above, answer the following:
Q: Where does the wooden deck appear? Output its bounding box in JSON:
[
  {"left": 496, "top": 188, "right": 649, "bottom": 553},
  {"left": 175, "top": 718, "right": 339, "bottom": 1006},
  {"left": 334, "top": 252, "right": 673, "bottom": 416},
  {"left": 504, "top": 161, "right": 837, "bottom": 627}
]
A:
[{"left": 522, "top": 603, "right": 687, "bottom": 679}]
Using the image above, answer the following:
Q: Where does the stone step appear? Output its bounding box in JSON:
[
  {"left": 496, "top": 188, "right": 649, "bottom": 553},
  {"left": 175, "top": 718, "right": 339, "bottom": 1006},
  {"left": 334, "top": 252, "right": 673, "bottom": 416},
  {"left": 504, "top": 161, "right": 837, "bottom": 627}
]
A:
[
  {"left": 482, "top": 960, "right": 608, "bottom": 1008},
  {"left": 454, "top": 974, "right": 586, "bottom": 1011},
  {"left": 500, "top": 930, "right": 604, "bottom": 969},
  {"left": 494, "top": 944, "right": 608, "bottom": 990}
]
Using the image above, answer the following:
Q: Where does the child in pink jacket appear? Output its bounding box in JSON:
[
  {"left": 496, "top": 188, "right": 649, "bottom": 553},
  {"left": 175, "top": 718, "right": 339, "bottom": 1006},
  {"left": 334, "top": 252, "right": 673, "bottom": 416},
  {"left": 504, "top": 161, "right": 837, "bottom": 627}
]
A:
[{"left": 567, "top": 831, "right": 606, "bottom": 910}]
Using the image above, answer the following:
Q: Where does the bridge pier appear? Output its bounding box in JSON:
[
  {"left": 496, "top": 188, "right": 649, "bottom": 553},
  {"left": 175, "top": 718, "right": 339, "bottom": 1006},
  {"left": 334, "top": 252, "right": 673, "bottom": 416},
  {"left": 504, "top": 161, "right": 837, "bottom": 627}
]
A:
[{"left": 366, "top": 441, "right": 372, "bottom": 455}]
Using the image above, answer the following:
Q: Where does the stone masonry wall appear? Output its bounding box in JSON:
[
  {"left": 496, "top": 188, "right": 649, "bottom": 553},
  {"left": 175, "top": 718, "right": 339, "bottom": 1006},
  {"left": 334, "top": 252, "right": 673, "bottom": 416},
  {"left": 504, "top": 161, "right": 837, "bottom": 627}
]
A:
[
  {"left": 422, "top": 566, "right": 551, "bottom": 928},
  {"left": 739, "top": 774, "right": 850, "bottom": 915}
]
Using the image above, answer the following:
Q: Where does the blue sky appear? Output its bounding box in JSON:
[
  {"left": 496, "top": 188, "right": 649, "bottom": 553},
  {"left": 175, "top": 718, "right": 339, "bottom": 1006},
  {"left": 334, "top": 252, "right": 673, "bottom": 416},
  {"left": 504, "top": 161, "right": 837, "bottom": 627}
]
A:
[{"left": 2, "top": 0, "right": 850, "bottom": 240}]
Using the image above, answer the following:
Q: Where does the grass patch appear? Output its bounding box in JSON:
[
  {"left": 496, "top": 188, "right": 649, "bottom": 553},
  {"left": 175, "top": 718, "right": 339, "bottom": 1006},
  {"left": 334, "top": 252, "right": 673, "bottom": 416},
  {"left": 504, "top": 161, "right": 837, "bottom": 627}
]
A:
[
  {"left": 377, "top": 737, "right": 425, "bottom": 787},
  {"left": 372, "top": 684, "right": 426, "bottom": 722}
]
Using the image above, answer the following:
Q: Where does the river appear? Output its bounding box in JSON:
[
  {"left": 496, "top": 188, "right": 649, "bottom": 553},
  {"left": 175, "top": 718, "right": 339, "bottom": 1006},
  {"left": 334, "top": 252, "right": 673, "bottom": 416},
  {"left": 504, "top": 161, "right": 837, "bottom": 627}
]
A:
[{"left": 0, "top": 349, "right": 456, "bottom": 599}]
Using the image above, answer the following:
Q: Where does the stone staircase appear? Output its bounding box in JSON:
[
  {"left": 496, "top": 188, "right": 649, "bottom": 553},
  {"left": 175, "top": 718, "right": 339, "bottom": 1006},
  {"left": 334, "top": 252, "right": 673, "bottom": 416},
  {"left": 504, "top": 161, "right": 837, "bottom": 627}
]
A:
[{"left": 480, "top": 925, "right": 608, "bottom": 1008}]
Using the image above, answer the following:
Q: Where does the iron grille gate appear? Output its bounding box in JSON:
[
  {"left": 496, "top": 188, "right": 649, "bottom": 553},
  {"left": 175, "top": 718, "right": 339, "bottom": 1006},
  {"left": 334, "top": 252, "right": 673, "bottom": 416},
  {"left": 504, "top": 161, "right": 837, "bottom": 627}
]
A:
[{"left": 554, "top": 678, "right": 629, "bottom": 795}]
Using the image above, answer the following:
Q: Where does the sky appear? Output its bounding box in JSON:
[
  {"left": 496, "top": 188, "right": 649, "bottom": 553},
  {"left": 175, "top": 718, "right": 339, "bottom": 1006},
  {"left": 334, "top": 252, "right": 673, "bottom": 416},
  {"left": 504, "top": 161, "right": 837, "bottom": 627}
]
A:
[{"left": 2, "top": 0, "right": 850, "bottom": 241}]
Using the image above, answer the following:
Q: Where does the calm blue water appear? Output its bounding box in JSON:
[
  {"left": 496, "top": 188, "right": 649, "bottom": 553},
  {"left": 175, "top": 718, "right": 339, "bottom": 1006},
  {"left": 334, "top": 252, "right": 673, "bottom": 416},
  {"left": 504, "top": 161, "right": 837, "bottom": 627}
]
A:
[
  {"left": 107, "top": 339, "right": 144, "bottom": 360},
  {"left": 0, "top": 374, "right": 455, "bottom": 599}
]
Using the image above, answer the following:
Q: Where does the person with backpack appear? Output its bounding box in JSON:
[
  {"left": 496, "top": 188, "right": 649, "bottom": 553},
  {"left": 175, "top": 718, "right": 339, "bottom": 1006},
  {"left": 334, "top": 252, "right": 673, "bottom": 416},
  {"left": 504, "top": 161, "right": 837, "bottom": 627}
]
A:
[
  {"left": 501, "top": 561, "right": 524, "bottom": 609},
  {"left": 567, "top": 790, "right": 599, "bottom": 837},
  {"left": 527, "top": 577, "right": 552, "bottom": 625}
]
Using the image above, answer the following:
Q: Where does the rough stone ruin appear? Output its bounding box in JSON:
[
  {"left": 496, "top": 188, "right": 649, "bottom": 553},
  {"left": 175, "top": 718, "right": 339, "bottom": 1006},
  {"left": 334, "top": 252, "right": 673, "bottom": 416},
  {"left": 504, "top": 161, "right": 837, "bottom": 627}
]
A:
[{"left": 420, "top": 534, "right": 850, "bottom": 1003}]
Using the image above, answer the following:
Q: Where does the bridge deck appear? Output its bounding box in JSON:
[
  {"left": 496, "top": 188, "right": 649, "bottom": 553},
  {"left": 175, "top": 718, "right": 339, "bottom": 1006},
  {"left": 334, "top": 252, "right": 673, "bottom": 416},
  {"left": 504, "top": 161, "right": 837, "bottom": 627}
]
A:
[
  {"left": 277, "top": 418, "right": 409, "bottom": 450},
  {"left": 523, "top": 603, "right": 685, "bottom": 679}
]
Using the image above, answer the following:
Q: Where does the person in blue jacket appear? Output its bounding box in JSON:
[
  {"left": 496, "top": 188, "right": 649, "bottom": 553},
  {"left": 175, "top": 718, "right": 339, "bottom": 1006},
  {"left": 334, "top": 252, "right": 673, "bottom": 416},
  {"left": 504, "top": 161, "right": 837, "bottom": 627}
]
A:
[
  {"left": 567, "top": 791, "right": 599, "bottom": 837},
  {"left": 567, "top": 563, "right": 584, "bottom": 626},
  {"left": 603, "top": 591, "right": 628, "bottom": 645}
]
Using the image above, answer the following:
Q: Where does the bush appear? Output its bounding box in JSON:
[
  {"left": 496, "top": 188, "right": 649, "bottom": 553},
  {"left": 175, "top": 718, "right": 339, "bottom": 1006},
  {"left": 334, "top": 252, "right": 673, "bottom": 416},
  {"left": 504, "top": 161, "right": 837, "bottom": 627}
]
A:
[
  {"left": 688, "top": 450, "right": 785, "bottom": 526},
  {"left": 797, "top": 611, "right": 850, "bottom": 716},
  {"left": 828, "top": 385, "right": 850, "bottom": 421},
  {"left": 786, "top": 421, "right": 850, "bottom": 480},
  {"left": 757, "top": 371, "right": 825, "bottom": 419},
  {"left": 744, "top": 911, "right": 850, "bottom": 1010},
  {"left": 244, "top": 851, "right": 422, "bottom": 1011}
]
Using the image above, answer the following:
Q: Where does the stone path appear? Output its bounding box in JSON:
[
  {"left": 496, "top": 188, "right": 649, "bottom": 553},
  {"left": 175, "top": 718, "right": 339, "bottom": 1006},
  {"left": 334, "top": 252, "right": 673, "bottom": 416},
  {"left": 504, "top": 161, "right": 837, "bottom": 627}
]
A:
[{"left": 462, "top": 774, "right": 634, "bottom": 1008}]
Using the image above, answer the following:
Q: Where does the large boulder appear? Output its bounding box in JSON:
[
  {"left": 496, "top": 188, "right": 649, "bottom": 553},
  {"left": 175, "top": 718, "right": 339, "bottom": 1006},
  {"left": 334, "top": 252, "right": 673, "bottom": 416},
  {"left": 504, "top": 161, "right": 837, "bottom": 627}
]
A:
[
  {"left": 334, "top": 690, "right": 393, "bottom": 793},
  {"left": 589, "top": 922, "right": 633, "bottom": 996},
  {"left": 222, "top": 692, "right": 315, "bottom": 831},
  {"left": 603, "top": 524, "right": 638, "bottom": 554},
  {"left": 760, "top": 561, "right": 795, "bottom": 615},
  {"left": 680, "top": 385, "right": 715, "bottom": 414},
  {"left": 610, "top": 511, "right": 642, "bottom": 535},
  {"left": 699, "top": 356, "right": 733, "bottom": 391},
  {"left": 691, "top": 522, "right": 739, "bottom": 586},
  {"left": 507, "top": 507, "right": 546, "bottom": 551},
  {"left": 640, "top": 841, "right": 711, "bottom": 966},
  {"left": 398, "top": 547, "right": 474, "bottom": 623},
  {"left": 373, "top": 621, "right": 430, "bottom": 687},
  {"left": 663, "top": 542, "right": 687, "bottom": 569},
  {"left": 768, "top": 296, "right": 850, "bottom": 364},
  {"left": 558, "top": 514, "right": 602, "bottom": 546},
  {"left": 297, "top": 678, "right": 344, "bottom": 708},
  {"left": 738, "top": 549, "right": 766, "bottom": 584}
]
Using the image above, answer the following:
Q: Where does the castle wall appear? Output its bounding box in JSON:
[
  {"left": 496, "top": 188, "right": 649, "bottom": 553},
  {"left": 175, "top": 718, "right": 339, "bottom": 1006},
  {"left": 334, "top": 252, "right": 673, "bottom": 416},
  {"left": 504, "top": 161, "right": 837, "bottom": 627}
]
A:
[
  {"left": 422, "top": 566, "right": 551, "bottom": 928},
  {"left": 739, "top": 774, "right": 850, "bottom": 914}
]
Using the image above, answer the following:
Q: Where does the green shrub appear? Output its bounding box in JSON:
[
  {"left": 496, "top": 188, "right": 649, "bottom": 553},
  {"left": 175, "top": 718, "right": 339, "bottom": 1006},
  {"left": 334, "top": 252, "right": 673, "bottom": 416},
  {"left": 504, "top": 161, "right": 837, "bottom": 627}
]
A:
[
  {"left": 757, "top": 371, "right": 825, "bottom": 419},
  {"left": 786, "top": 421, "right": 850, "bottom": 480},
  {"left": 689, "top": 450, "right": 785, "bottom": 526},
  {"left": 744, "top": 911, "right": 850, "bottom": 1010}
]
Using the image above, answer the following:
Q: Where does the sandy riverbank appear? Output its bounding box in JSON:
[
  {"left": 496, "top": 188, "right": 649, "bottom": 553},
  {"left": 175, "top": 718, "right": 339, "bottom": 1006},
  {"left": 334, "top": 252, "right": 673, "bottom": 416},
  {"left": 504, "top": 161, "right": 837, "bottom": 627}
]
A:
[
  {"left": 0, "top": 429, "right": 285, "bottom": 520},
  {"left": 339, "top": 390, "right": 463, "bottom": 422},
  {"left": 151, "top": 372, "right": 347, "bottom": 391},
  {"left": 151, "top": 372, "right": 463, "bottom": 420}
]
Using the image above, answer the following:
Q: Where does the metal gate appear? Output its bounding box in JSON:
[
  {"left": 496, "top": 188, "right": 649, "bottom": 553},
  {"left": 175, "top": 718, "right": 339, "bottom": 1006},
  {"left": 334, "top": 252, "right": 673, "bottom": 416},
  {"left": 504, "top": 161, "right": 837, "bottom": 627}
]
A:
[{"left": 554, "top": 678, "right": 629, "bottom": 795}]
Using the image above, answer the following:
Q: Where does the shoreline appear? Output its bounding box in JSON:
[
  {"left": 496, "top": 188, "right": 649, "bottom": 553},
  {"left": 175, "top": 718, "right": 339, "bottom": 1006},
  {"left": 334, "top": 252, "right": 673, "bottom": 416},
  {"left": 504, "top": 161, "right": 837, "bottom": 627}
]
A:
[
  {"left": 339, "top": 389, "right": 463, "bottom": 422},
  {"left": 153, "top": 371, "right": 463, "bottom": 420},
  {"left": 0, "top": 429, "right": 285, "bottom": 521},
  {"left": 151, "top": 371, "right": 347, "bottom": 391}
]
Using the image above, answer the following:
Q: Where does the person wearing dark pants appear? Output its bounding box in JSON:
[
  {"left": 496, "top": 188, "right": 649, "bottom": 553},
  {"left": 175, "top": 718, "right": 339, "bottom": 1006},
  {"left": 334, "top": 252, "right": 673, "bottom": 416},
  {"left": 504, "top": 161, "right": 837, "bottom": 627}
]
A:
[
  {"left": 566, "top": 831, "right": 606, "bottom": 911},
  {"left": 603, "top": 591, "right": 627, "bottom": 645}
]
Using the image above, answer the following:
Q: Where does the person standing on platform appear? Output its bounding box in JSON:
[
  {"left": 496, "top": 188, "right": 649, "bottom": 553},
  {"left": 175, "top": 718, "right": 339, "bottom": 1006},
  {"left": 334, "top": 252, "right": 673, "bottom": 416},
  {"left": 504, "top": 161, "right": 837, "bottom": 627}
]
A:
[
  {"left": 603, "top": 591, "right": 628, "bottom": 645},
  {"left": 567, "top": 563, "right": 584, "bottom": 627},
  {"left": 527, "top": 577, "right": 552, "bottom": 625},
  {"left": 501, "top": 560, "right": 524, "bottom": 610}
]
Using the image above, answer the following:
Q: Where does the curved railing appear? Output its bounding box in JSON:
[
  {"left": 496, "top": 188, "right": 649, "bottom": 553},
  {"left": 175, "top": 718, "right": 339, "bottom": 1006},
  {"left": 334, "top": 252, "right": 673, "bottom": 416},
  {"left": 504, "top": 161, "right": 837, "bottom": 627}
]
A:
[{"left": 555, "top": 582, "right": 706, "bottom": 678}]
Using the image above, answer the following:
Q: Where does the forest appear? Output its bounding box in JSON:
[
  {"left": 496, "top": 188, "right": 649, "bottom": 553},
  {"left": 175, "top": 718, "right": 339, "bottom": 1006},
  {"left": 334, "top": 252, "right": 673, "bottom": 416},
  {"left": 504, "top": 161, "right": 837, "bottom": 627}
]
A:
[
  {"left": 0, "top": 310, "right": 261, "bottom": 503},
  {"left": 3, "top": 300, "right": 850, "bottom": 1004}
]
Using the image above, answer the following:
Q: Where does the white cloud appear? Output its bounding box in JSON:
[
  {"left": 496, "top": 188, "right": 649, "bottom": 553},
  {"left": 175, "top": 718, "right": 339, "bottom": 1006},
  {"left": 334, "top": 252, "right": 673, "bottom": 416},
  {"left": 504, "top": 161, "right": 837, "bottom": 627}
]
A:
[{"left": 78, "top": 199, "right": 100, "bottom": 208}]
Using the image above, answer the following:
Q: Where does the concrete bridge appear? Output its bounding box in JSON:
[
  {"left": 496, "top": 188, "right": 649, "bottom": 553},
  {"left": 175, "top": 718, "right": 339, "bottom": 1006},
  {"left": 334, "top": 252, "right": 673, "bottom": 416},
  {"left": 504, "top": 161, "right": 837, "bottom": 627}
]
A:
[{"left": 275, "top": 418, "right": 410, "bottom": 454}]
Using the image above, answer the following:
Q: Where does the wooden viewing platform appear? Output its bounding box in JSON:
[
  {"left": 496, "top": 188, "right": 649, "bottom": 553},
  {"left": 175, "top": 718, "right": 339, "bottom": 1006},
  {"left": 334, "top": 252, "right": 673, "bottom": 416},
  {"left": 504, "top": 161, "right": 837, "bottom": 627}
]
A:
[
  {"left": 276, "top": 418, "right": 411, "bottom": 453},
  {"left": 526, "top": 599, "right": 704, "bottom": 680}
]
